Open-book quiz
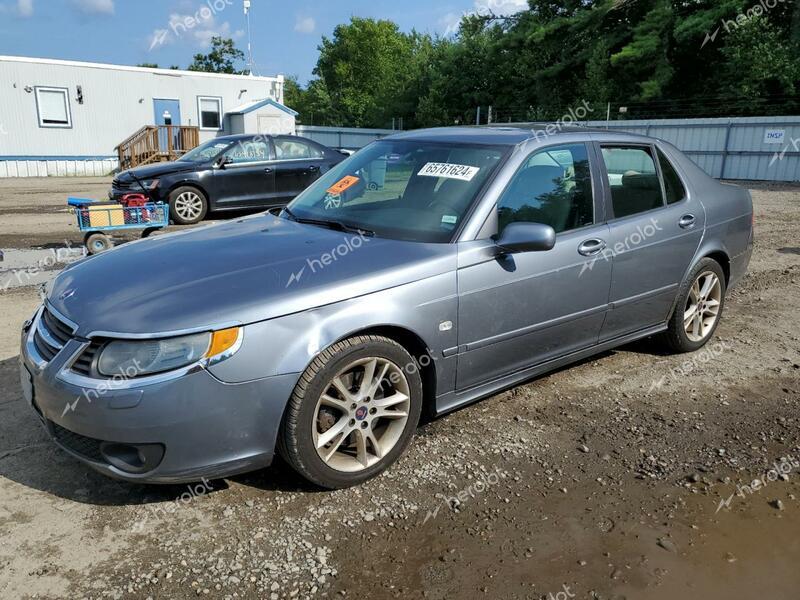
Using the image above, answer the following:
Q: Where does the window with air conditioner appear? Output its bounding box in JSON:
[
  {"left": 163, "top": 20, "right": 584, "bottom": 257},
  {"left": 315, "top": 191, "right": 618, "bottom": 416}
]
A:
[
  {"left": 35, "top": 87, "right": 71, "bottom": 128},
  {"left": 198, "top": 96, "right": 222, "bottom": 130}
]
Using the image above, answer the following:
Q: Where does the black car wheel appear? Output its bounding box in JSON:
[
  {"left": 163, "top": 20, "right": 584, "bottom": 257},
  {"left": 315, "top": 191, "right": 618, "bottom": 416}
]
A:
[{"left": 168, "top": 186, "right": 208, "bottom": 225}]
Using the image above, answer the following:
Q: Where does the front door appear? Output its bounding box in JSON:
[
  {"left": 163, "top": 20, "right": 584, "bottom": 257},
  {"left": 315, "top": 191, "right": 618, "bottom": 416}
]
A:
[
  {"left": 272, "top": 137, "right": 325, "bottom": 203},
  {"left": 456, "top": 142, "right": 612, "bottom": 391},
  {"left": 213, "top": 137, "right": 276, "bottom": 208},
  {"left": 596, "top": 143, "right": 705, "bottom": 341},
  {"left": 153, "top": 99, "right": 181, "bottom": 154}
]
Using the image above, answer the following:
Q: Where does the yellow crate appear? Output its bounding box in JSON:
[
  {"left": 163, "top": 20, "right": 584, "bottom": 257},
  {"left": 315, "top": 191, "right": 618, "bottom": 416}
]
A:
[{"left": 88, "top": 205, "right": 125, "bottom": 227}]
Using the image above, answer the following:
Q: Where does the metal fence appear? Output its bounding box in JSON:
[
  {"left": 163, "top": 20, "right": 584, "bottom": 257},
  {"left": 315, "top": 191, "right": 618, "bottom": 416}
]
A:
[
  {"left": 300, "top": 117, "right": 800, "bottom": 182},
  {"left": 297, "top": 125, "right": 396, "bottom": 152}
]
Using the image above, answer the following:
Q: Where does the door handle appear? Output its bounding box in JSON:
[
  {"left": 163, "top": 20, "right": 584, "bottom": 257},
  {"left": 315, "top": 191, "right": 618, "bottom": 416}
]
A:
[
  {"left": 264, "top": 168, "right": 274, "bottom": 174},
  {"left": 679, "top": 214, "right": 696, "bottom": 229},
  {"left": 307, "top": 165, "right": 320, "bottom": 173},
  {"left": 578, "top": 239, "right": 606, "bottom": 257}
]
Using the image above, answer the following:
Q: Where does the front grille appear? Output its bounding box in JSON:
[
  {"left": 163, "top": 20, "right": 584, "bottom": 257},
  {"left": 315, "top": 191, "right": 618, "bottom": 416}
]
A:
[
  {"left": 112, "top": 178, "right": 135, "bottom": 191},
  {"left": 71, "top": 342, "right": 102, "bottom": 376},
  {"left": 33, "top": 308, "right": 77, "bottom": 364},
  {"left": 50, "top": 420, "right": 105, "bottom": 463}
]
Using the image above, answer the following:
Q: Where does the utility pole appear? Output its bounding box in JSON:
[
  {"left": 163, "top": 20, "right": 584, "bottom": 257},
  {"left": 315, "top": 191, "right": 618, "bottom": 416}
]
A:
[
  {"left": 606, "top": 102, "right": 611, "bottom": 128},
  {"left": 476, "top": 106, "right": 481, "bottom": 126},
  {"left": 488, "top": 106, "right": 493, "bottom": 124},
  {"left": 244, "top": 0, "right": 254, "bottom": 75}
]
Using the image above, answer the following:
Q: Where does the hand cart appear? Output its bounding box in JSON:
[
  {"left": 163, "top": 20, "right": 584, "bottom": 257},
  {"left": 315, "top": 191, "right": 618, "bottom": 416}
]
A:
[{"left": 68, "top": 196, "right": 169, "bottom": 255}]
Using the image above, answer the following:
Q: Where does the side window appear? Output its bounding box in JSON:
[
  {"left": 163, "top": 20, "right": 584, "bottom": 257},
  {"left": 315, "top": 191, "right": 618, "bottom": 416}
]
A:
[
  {"left": 497, "top": 143, "right": 594, "bottom": 234},
  {"left": 224, "top": 139, "right": 270, "bottom": 163},
  {"left": 274, "top": 138, "right": 324, "bottom": 160},
  {"left": 601, "top": 146, "right": 663, "bottom": 218},
  {"left": 657, "top": 148, "right": 687, "bottom": 204}
]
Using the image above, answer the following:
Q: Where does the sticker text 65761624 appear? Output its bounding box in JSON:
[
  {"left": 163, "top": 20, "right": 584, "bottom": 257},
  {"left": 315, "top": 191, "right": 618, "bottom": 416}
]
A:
[{"left": 418, "top": 162, "right": 480, "bottom": 182}]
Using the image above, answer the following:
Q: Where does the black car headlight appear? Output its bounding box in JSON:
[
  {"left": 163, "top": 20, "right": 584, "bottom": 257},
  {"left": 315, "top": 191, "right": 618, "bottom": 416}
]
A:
[
  {"left": 138, "top": 179, "right": 160, "bottom": 190},
  {"left": 97, "top": 328, "right": 241, "bottom": 377}
]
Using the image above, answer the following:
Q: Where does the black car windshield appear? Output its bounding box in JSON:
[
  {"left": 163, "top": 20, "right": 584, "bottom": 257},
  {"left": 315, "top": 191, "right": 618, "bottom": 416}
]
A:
[
  {"left": 285, "top": 140, "right": 507, "bottom": 243},
  {"left": 178, "top": 139, "right": 233, "bottom": 162}
]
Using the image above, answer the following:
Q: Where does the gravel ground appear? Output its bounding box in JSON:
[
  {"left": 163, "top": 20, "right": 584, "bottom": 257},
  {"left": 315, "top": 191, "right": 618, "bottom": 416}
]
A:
[{"left": 0, "top": 177, "right": 798, "bottom": 599}]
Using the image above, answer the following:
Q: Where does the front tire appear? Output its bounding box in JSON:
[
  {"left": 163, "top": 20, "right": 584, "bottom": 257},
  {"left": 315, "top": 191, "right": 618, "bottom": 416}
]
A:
[
  {"left": 278, "top": 335, "right": 423, "bottom": 489},
  {"left": 662, "top": 258, "right": 726, "bottom": 353},
  {"left": 168, "top": 186, "right": 208, "bottom": 225}
]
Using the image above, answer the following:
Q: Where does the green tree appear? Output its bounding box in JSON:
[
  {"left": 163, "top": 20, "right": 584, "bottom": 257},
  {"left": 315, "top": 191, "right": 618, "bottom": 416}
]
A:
[
  {"left": 187, "top": 37, "right": 245, "bottom": 74},
  {"left": 314, "top": 17, "right": 421, "bottom": 127}
]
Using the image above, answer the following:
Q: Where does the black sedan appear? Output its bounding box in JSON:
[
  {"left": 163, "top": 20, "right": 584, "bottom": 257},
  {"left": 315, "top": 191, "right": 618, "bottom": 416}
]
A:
[{"left": 110, "top": 134, "right": 348, "bottom": 224}]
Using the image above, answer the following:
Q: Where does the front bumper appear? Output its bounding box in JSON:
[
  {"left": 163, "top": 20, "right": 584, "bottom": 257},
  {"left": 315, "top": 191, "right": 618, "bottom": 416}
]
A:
[{"left": 20, "top": 307, "right": 299, "bottom": 484}]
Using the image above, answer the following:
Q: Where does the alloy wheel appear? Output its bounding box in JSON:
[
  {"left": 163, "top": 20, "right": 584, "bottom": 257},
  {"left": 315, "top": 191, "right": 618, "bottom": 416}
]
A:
[
  {"left": 683, "top": 271, "right": 722, "bottom": 342},
  {"left": 174, "top": 191, "right": 204, "bottom": 222},
  {"left": 312, "top": 357, "right": 410, "bottom": 473}
]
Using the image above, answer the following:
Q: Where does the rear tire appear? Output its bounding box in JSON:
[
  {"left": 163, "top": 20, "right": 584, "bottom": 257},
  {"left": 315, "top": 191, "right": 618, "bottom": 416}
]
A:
[
  {"left": 661, "top": 258, "right": 726, "bottom": 353},
  {"left": 277, "top": 335, "right": 423, "bottom": 489},
  {"left": 168, "top": 186, "right": 207, "bottom": 225}
]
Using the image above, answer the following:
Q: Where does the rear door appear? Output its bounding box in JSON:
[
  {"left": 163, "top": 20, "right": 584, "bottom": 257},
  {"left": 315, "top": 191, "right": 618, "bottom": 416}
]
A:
[
  {"left": 272, "top": 137, "right": 326, "bottom": 203},
  {"left": 213, "top": 137, "right": 276, "bottom": 209},
  {"left": 597, "top": 143, "right": 705, "bottom": 341}
]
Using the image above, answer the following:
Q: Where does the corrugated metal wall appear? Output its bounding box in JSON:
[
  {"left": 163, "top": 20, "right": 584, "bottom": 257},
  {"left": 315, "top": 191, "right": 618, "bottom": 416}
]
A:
[
  {"left": 297, "top": 126, "right": 395, "bottom": 151},
  {"left": 303, "top": 117, "right": 800, "bottom": 182},
  {"left": 584, "top": 116, "right": 800, "bottom": 181}
]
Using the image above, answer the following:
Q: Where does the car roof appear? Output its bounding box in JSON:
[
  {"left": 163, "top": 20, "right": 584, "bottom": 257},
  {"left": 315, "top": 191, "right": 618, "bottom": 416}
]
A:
[
  {"left": 211, "top": 133, "right": 309, "bottom": 143},
  {"left": 386, "top": 125, "right": 655, "bottom": 146}
]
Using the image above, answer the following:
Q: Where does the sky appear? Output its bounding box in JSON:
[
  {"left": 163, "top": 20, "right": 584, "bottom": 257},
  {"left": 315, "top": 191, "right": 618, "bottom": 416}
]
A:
[{"left": 0, "top": 0, "right": 528, "bottom": 83}]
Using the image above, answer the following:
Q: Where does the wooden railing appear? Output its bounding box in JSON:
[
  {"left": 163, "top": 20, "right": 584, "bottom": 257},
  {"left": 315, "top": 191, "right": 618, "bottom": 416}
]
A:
[{"left": 116, "top": 125, "right": 200, "bottom": 170}]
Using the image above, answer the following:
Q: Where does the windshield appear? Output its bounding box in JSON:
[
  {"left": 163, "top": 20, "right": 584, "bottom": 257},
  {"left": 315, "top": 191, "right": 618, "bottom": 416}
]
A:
[
  {"left": 285, "top": 140, "right": 507, "bottom": 243},
  {"left": 178, "top": 139, "right": 233, "bottom": 162}
]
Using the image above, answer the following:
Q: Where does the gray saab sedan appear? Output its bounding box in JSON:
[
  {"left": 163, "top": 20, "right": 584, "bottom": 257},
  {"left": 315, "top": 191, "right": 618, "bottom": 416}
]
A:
[{"left": 20, "top": 126, "right": 753, "bottom": 489}]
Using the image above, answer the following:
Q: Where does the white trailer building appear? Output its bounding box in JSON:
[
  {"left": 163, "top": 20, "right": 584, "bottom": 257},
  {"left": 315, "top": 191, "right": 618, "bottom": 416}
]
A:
[{"left": 0, "top": 55, "right": 297, "bottom": 177}]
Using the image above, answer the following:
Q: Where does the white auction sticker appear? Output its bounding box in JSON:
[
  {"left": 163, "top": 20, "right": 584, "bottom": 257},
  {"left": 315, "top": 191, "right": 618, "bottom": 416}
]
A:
[{"left": 418, "top": 162, "right": 480, "bottom": 181}]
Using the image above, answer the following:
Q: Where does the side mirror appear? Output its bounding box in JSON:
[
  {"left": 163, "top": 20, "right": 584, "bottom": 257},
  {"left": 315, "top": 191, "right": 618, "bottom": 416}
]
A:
[
  {"left": 495, "top": 222, "right": 556, "bottom": 254},
  {"left": 215, "top": 156, "right": 233, "bottom": 169}
]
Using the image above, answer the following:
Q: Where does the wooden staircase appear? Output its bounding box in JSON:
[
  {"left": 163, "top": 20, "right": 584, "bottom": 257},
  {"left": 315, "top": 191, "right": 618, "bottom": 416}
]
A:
[{"left": 116, "top": 125, "right": 200, "bottom": 170}]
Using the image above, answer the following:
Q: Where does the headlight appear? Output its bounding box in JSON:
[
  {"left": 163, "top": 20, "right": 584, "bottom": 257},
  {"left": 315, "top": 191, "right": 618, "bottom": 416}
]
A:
[
  {"left": 138, "top": 179, "right": 160, "bottom": 190},
  {"left": 97, "top": 327, "right": 241, "bottom": 378}
]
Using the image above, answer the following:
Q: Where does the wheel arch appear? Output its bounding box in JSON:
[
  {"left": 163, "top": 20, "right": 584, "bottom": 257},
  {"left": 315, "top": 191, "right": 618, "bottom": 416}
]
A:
[
  {"left": 331, "top": 325, "right": 438, "bottom": 417},
  {"left": 702, "top": 249, "right": 730, "bottom": 285},
  {"left": 165, "top": 180, "right": 208, "bottom": 202}
]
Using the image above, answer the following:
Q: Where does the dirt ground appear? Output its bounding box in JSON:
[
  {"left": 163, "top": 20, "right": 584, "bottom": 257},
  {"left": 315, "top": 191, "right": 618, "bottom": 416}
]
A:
[{"left": 0, "top": 177, "right": 799, "bottom": 600}]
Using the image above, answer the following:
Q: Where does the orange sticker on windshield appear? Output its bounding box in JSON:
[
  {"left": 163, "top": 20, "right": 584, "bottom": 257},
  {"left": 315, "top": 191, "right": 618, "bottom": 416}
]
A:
[{"left": 327, "top": 175, "right": 360, "bottom": 195}]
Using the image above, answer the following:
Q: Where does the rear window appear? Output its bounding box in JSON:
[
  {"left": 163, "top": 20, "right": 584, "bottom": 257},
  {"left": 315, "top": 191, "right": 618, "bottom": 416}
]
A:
[{"left": 657, "top": 148, "right": 687, "bottom": 204}]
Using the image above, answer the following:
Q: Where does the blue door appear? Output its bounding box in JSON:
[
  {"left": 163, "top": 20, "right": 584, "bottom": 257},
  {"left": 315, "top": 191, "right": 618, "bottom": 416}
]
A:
[{"left": 153, "top": 99, "right": 181, "bottom": 155}]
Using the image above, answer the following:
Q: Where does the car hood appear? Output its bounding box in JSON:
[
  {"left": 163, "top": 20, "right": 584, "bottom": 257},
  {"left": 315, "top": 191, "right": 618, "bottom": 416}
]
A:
[
  {"left": 48, "top": 214, "right": 457, "bottom": 337},
  {"left": 117, "top": 161, "right": 200, "bottom": 181}
]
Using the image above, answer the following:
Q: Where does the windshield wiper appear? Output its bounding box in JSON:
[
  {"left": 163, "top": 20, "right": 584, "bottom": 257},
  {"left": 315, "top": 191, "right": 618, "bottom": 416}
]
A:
[{"left": 283, "top": 208, "right": 375, "bottom": 237}]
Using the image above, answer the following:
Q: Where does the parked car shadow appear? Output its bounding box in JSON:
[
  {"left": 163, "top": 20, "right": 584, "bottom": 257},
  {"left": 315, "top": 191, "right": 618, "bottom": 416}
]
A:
[{"left": 0, "top": 355, "right": 318, "bottom": 505}]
